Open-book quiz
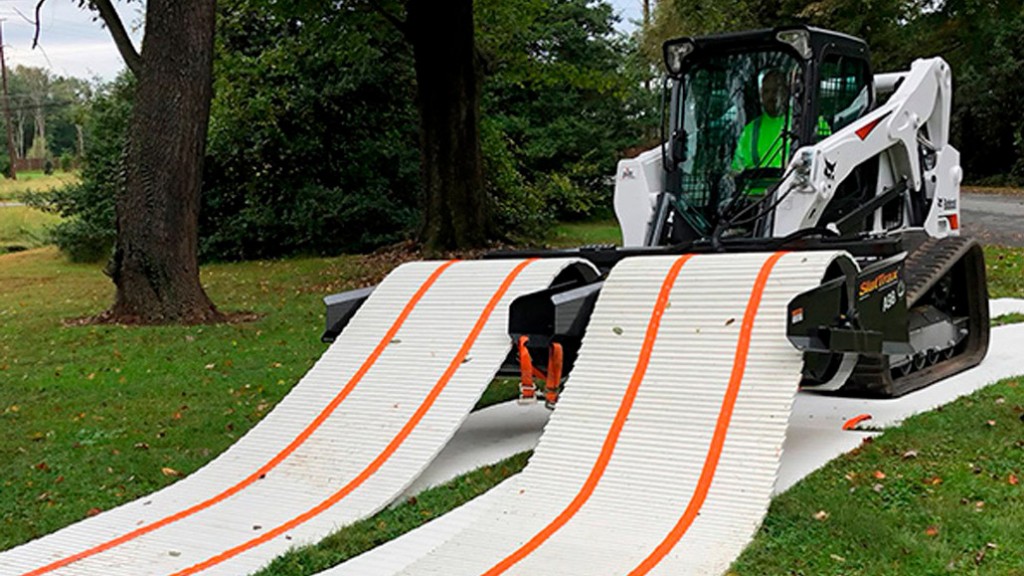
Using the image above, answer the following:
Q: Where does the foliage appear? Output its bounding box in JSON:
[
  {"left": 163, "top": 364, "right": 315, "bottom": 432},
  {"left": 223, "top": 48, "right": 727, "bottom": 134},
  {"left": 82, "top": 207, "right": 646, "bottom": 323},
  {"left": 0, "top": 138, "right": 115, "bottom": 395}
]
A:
[
  {"left": 38, "top": 0, "right": 652, "bottom": 262},
  {"left": 24, "top": 75, "right": 132, "bottom": 262},
  {"left": 642, "top": 0, "right": 1024, "bottom": 183},
  {"left": 200, "top": 0, "right": 421, "bottom": 260},
  {"left": 5, "top": 66, "right": 92, "bottom": 162},
  {"left": 480, "top": 116, "right": 554, "bottom": 243},
  {"left": 478, "top": 0, "right": 655, "bottom": 220}
]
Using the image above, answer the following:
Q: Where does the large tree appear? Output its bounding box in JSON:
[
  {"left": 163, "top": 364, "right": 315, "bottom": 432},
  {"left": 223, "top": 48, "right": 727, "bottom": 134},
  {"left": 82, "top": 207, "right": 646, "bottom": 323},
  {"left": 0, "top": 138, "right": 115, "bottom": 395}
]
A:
[
  {"left": 402, "top": 0, "right": 489, "bottom": 250},
  {"left": 78, "top": 0, "right": 223, "bottom": 323}
]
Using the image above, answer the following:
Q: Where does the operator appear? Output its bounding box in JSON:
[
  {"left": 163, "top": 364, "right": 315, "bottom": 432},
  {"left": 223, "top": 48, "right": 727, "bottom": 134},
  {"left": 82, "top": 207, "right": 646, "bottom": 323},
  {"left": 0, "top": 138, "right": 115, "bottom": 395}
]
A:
[{"left": 732, "top": 68, "right": 790, "bottom": 173}]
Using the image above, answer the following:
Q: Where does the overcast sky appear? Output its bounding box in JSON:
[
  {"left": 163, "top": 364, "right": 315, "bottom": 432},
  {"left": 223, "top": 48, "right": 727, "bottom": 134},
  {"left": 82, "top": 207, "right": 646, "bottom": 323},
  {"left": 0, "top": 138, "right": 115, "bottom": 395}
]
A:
[
  {"left": 0, "top": 0, "right": 142, "bottom": 81},
  {"left": 0, "top": 1, "right": 639, "bottom": 83}
]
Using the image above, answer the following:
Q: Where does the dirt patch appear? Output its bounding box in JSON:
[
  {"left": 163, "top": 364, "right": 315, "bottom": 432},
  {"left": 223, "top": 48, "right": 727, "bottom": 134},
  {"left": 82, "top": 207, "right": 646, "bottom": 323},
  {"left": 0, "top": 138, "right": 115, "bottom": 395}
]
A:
[{"left": 299, "top": 240, "right": 499, "bottom": 295}]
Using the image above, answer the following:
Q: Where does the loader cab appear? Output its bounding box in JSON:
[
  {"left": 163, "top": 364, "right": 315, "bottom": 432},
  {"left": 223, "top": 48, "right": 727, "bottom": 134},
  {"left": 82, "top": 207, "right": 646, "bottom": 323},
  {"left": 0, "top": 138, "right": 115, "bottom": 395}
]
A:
[{"left": 658, "top": 26, "right": 873, "bottom": 244}]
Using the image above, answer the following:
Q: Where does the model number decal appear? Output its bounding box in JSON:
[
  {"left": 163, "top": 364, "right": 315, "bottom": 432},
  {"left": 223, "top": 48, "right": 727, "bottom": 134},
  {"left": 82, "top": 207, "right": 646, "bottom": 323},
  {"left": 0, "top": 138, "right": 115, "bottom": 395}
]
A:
[
  {"left": 859, "top": 270, "right": 899, "bottom": 299},
  {"left": 882, "top": 290, "right": 897, "bottom": 313}
]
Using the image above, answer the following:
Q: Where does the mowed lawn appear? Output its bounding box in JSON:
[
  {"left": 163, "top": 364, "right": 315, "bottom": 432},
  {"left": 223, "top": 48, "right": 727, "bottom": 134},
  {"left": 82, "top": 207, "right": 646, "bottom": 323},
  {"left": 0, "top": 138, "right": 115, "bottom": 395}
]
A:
[
  {"left": 0, "top": 206, "right": 62, "bottom": 252},
  {"left": 0, "top": 171, "right": 79, "bottom": 202},
  {"left": 1, "top": 224, "right": 1022, "bottom": 575}
]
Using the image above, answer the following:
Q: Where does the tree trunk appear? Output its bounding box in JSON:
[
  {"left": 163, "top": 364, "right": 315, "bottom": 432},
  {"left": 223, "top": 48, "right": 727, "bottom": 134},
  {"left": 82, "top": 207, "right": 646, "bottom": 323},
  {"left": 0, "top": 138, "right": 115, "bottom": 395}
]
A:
[
  {"left": 105, "top": 0, "right": 222, "bottom": 324},
  {"left": 405, "top": 0, "right": 488, "bottom": 252}
]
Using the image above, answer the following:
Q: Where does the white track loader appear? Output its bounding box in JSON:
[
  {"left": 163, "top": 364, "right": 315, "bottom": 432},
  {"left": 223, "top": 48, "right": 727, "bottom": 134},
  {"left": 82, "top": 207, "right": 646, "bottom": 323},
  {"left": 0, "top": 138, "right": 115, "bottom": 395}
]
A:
[{"left": 326, "top": 25, "right": 989, "bottom": 399}]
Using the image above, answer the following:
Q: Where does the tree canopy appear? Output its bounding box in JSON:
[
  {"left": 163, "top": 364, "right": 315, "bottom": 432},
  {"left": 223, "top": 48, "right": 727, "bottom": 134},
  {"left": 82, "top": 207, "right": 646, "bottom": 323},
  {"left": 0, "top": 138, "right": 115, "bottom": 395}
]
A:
[{"left": 644, "top": 0, "right": 1024, "bottom": 183}]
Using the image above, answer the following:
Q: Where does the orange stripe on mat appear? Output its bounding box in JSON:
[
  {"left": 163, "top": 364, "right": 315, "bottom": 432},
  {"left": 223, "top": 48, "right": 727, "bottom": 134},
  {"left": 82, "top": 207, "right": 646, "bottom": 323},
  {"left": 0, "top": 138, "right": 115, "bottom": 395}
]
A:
[
  {"left": 171, "top": 258, "right": 538, "bottom": 576},
  {"left": 22, "top": 260, "right": 459, "bottom": 576},
  {"left": 628, "top": 251, "right": 786, "bottom": 575},
  {"left": 482, "top": 254, "right": 694, "bottom": 576}
]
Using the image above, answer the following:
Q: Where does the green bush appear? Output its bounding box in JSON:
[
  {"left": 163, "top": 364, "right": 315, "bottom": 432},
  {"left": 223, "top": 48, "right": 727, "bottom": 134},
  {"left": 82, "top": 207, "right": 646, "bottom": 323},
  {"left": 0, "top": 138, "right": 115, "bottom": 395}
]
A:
[
  {"left": 32, "top": 0, "right": 650, "bottom": 263},
  {"left": 59, "top": 153, "right": 75, "bottom": 172},
  {"left": 25, "top": 75, "right": 131, "bottom": 262},
  {"left": 481, "top": 117, "right": 553, "bottom": 244},
  {"left": 200, "top": 1, "right": 421, "bottom": 260}
]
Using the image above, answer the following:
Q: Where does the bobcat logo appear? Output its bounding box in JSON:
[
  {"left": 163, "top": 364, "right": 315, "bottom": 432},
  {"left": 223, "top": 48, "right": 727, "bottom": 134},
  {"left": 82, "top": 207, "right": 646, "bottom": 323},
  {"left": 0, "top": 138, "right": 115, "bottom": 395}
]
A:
[{"left": 823, "top": 158, "right": 837, "bottom": 180}]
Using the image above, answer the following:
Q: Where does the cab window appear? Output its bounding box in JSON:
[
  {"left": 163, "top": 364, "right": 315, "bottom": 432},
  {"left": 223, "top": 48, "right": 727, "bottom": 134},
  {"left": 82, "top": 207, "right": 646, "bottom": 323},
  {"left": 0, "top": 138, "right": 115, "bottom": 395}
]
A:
[{"left": 816, "top": 54, "right": 871, "bottom": 141}]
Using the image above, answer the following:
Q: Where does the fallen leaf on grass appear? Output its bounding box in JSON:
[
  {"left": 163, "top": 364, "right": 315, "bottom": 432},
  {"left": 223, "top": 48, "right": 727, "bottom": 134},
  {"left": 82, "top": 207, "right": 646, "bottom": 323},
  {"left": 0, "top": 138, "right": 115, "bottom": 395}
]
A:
[
  {"left": 813, "top": 510, "right": 829, "bottom": 521},
  {"left": 925, "top": 526, "right": 939, "bottom": 537},
  {"left": 85, "top": 507, "right": 102, "bottom": 517},
  {"left": 975, "top": 543, "right": 998, "bottom": 566},
  {"left": 1010, "top": 473, "right": 1019, "bottom": 486},
  {"left": 873, "top": 470, "right": 886, "bottom": 480},
  {"left": 161, "top": 467, "right": 183, "bottom": 478}
]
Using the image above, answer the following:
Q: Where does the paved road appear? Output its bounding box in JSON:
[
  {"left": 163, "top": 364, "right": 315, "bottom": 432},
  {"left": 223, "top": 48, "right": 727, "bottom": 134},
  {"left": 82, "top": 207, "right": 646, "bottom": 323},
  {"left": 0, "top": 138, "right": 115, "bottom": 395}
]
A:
[
  {"left": 961, "top": 192, "right": 1024, "bottom": 247},
  {"left": 0, "top": 201, "right": 24, "bottom": 207}
]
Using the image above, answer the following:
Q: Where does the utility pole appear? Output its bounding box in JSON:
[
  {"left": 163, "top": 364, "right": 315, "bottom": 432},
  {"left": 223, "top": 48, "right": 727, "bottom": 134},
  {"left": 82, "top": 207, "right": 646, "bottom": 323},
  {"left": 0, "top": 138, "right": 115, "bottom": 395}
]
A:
[{"left": 0, "top": 21, "right": 18, "bottom": 180}]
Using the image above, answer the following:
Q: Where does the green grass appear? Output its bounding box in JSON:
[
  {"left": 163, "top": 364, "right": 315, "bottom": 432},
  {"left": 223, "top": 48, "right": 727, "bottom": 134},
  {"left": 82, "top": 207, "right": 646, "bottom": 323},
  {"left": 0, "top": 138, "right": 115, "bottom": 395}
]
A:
[
  {"left": 986, "top": 246, "right": 1024, "bottom": 299},
  {"left": 0, "top": 245, "right": 530, "bottom": 554},
  {"left": 731, "top": 379, "right": 1024, "bottom": 575},
  {"left": 0, "top": 248, "right": 399, "bottom": 548},
  {"left": 0, "top": 170, "right": 79, "bottom": 202},
  {"left": 0, "top": 206, "right": 61, "bottom": 251},
  {"left": 993, "top": 313, "right": 1024, "bottom": 327},
  {"left": 1, "top": 230, "right": 1023, "bottom": 575},
  {"left": 253, "top": 453, "right": 531, "bottom": 576},
  {"left": 548, "top": 219, "right": 621, "bottom": 247}
]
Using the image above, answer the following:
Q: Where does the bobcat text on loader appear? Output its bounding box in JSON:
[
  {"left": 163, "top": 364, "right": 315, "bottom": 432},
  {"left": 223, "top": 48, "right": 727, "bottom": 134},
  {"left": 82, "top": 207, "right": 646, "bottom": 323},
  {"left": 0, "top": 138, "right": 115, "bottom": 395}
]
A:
[{"left": 324, "top": 25, "right": 989, "bottom": 399}]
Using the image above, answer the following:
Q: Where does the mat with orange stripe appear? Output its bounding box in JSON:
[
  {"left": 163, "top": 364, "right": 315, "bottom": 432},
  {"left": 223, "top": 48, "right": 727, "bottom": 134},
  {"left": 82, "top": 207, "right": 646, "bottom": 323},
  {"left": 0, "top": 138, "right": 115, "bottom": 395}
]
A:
[
  {"left": 351, "top": 251, "right": 853, "bottom": 576},
  {"left": 0, "top": 258, "right": 591, "bottom": 576}
]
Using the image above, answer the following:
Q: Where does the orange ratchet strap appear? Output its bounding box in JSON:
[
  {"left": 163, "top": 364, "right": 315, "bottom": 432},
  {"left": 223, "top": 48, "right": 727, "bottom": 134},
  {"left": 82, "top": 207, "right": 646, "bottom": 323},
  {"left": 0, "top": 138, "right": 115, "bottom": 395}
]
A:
[
  {"left": 517, "top": 336, "right": 564, "bottom": 408},
  {"left": 545, "top": 343, "right": 564, "bottom": 409},
  {"left": 518, "top": 336, "right": 537, "bottom": 403}
]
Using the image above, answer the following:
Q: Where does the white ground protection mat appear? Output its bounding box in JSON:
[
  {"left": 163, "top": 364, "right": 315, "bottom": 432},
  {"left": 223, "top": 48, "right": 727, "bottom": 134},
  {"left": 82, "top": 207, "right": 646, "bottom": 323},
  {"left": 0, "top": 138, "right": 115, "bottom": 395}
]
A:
[
  {"left": 326, "top": 299, "right": 1024, "bottom": 576},
  {"left": 0, "top": 257, "right": 590, "bottom": 576},
  {"left": 361, "top": 251, "right": 849, "bottom": 576}
]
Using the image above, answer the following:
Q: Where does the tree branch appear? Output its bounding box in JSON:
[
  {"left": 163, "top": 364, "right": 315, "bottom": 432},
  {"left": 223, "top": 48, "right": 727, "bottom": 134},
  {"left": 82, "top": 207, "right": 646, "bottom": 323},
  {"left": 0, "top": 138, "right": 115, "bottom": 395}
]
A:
[
  {"left": 31, "top": 0, "right": 45, "bottom": 48},
  {"left": 88, "top": 0, "right": 142, "bottom": 75}
]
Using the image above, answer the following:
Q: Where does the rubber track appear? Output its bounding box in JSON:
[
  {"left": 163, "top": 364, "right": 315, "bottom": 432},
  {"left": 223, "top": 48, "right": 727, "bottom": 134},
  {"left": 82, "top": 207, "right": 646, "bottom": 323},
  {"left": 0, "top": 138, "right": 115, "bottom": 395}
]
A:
[{"left": 848, "top": 236, "right": 989, "bottom": 396}]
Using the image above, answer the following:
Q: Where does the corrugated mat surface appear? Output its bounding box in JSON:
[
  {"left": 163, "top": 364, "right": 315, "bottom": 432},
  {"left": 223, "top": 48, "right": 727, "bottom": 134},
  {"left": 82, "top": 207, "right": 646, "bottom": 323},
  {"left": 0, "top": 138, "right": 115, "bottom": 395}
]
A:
[
  {"left": 366, "top": 251, "right": 850, "bottom": 576},
  {"left": 0, "top": 258, "right": 589, "bottom": 576}
]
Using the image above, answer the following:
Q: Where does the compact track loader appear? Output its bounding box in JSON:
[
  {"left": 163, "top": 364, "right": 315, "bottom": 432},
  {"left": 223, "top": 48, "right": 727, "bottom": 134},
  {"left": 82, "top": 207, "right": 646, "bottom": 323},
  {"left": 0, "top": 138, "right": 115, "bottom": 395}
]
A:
[{"left": 325, "top": 26, "right": 989, "bottom": 399}]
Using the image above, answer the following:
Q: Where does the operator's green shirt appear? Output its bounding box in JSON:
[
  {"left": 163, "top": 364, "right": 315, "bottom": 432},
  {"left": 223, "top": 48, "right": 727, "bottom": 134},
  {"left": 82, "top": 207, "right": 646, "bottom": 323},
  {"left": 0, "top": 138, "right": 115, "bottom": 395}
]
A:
[{"left": 732, "top": 114, "right": 788, "bottom": 171}]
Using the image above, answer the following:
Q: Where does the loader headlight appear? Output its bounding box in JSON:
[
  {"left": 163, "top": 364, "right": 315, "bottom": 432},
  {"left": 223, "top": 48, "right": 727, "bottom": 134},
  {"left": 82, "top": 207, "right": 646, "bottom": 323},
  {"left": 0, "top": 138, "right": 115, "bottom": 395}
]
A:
[
  {"left": 663, "top": 40, "right": 695, "bottom": 76},
  {"left": 776, "top": 29, "right": 812, "bottom": 59}
]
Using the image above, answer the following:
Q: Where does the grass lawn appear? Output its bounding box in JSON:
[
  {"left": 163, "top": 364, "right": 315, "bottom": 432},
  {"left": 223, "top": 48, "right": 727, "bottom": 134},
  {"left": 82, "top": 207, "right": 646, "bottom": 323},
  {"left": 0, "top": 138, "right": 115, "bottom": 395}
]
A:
[
  {"left": 548, "top": 219, "right": 622, "bottom": 247},
  {"left": 0, "top": 171, "right": 79, "bottom": 202},
  {"left": 0, "top": 206, "right": 61, "bottom": 252},
  {"left": 1, "top": 223, "right": 1022, "bottom": 575}
]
